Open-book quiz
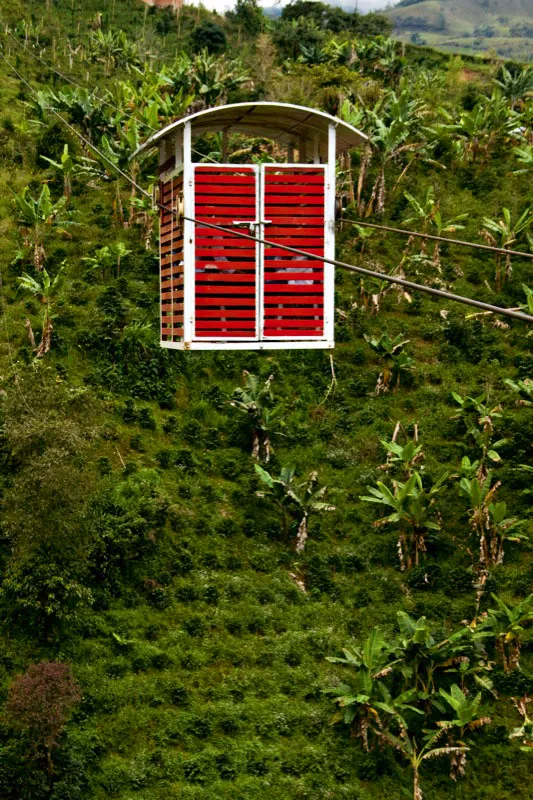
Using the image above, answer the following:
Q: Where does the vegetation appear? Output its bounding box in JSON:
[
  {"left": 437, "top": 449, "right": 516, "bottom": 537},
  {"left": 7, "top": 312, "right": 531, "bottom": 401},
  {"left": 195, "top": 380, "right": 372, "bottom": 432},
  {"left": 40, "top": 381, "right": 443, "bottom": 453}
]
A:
[{"left": 0, "top": 1, "right": 530, "bottom": 799}]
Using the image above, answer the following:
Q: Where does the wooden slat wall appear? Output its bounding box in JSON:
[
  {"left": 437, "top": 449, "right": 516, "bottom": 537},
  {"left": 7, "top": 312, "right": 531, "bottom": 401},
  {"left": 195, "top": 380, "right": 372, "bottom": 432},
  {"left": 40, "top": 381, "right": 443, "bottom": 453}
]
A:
[
  {"left": 263, "top": 167, "right": 325, "bottom": 338},
  {"left": 160, "top": 175, "right": 184, "bottom": 342},
  {"left": 194, "top": 167, "right": 257, "bottom": 339}
]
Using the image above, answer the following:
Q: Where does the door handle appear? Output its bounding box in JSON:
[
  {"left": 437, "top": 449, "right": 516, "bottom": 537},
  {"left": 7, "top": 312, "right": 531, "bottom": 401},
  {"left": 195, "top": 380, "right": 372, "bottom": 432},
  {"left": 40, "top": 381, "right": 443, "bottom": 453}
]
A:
[{"left": 232, "top": 220, "right": 272, "bottom": 230}]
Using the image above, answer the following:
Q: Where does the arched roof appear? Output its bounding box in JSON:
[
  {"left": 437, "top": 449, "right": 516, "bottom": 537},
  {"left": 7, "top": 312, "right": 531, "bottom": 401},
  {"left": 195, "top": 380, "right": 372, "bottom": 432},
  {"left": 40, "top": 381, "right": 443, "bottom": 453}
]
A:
[{"left": 134, "top": 102, "right": 367, "bottom": 160}]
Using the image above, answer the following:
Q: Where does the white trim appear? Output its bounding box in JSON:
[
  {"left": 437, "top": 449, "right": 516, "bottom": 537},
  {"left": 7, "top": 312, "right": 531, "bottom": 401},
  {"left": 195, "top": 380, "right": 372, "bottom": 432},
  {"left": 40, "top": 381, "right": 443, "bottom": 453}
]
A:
[
  {"left": 161, "top": 340, "right": 334, "bottom": 351},
  {"left": 323, "top": 124, "right": 336, "bottom": 345},
  {"left": 182, "top": 121, "right": 194, "bottom": 346},
  {"left": 133, "top": 102, "right": 368, "bottom": 159}
]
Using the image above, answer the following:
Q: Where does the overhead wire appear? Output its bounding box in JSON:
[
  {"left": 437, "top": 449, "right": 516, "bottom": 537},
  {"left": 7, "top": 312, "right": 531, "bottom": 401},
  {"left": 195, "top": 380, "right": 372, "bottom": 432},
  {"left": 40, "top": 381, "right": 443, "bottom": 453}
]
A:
[
  {"left": 3, "top": 30, "right": 222, "bottom": 164},
  {"left": 341, "top": 218, "right": 533, "bottom": 261},
  {"left": 1, "top": 48, "right": 532, "bottom": 326}
]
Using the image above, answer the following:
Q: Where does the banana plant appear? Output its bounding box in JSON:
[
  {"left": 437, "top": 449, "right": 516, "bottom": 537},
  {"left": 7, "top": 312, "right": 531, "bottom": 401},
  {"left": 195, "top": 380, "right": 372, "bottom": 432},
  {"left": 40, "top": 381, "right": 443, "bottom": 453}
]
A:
[
  {"left": 379, "top": 436, "right": 424, "bottom": 477},
  {"left": 18, "top": 266, "right": 64, "bottom": 357},
  {"left": 434, "top": 684, "right": 490, "bottom": 782},
  {"left": 325, "top": 628, "right": 411, "bottom": 752},
  {"left": 12, "top": 184, "right": 74, "bottom": 270},
  {"left": 512, "top": 144, "right": 533, "bottom": 175},
  {"left": 254, "top": 464, "right": 335, "bottom": 552},
  {"left": 504, "top": 377, "right": 533, "bottom": 406},
  {"left": 82, "top": 243, "right": 132, "bottom": 281},
  {"left": 377, "top": 720, "right": 468, "bottom": 800},
  {"left": 395, "top": 611, "right": 481, "bottom": 699},
  {"left": 481, "top": 206, "right": 532, "bottom": 291},
  {"left": 364, "top": 333, "right": 414, "bottom": 394},
  {"left": 458, "top": 472, "right": 528, "bottom": 567},
  {"left": 509, "top": 697, "right": 533, "bottom": 752},
  {"left": 482, "top": 594, "right": 533, "bottom": 672},
  {"left": 403, "top": 186, "right": 468, "bottom": 270},
  {"left": 493, "top": 65, "right": 533, "bottom": 110},
  {"left": 40, "top": 144, "right": 76, "bottom": 205},
  {"left": 451, "top": 392, "right": 506, "bottom": 475},
  {"left": 230, "top": 371, "right": 276, "bottom": 462},
  {"left": 360, "top": 470, "right": 447, "bottom": 571}
]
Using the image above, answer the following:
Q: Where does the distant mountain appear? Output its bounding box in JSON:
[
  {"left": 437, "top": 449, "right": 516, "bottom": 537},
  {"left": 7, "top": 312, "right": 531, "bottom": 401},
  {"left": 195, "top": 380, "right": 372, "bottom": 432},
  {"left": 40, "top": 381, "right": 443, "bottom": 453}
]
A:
[{"left": 385, "top": 0, "right": 533, "bottom": 61}]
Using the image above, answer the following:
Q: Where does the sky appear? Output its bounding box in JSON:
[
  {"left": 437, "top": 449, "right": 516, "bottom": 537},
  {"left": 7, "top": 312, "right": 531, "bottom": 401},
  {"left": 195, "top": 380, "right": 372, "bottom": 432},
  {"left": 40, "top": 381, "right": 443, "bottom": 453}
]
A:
[{"left": 185, "top": 0, "right": 395, "bottom": 14}]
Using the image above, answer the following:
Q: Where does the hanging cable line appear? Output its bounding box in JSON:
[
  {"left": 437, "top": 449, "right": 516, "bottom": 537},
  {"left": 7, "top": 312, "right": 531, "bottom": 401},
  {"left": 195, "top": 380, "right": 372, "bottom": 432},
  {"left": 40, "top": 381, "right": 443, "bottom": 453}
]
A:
[
  {"left": 341, "top": 218, "right": 533, "bottom": 261},
  {"left": 2, "top": 31, "right": 222, "bottom": 164},
  {"left": 1, "top": 49, "right": 532, "bottom": 325}
]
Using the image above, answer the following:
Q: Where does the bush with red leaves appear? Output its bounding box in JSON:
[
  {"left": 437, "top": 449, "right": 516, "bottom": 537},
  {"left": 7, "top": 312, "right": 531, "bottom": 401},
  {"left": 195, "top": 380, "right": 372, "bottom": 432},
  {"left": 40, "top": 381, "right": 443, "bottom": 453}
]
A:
[{"left": 4, "top": 661, "right": 81, "bottom": 778}]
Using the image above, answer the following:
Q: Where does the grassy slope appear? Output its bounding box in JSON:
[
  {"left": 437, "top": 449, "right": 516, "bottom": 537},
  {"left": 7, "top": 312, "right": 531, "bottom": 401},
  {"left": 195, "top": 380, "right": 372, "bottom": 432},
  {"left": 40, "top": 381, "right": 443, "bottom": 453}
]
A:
[
  {"left": 387, "top": 0, "right": 533, "bottom": 59},
  {"left": 0, "top": 2, "right": 532, "bottom": 800}
]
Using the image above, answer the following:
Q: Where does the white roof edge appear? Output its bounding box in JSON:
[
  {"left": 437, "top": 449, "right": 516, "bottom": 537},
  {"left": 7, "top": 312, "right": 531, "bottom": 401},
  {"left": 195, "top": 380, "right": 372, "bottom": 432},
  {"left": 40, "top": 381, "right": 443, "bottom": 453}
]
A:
[{"left": 132, "top": 101, "right": 368, "bottom": 159}]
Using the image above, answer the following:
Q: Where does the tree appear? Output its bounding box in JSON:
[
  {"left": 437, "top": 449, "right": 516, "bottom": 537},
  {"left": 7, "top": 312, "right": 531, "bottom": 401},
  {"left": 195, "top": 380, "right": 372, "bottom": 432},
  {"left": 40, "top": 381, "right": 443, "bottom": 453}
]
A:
[
  {"left": 230, "top": 371, "right": 276, "bottom": 461},
  {"left": 4, "top": 662, "right": 81, "bottom": 785},
  {"left": 226, "top": 0, "right": 264, "bottom": 37},
  {"left": 255, "top": 464, "right": 335, "bottom": 552},
  {"left": 18, "top": 265, "right": 64, "bottom": 357},
  {"left": 191, "top": 21, "right": 227, "bottom": 55}
]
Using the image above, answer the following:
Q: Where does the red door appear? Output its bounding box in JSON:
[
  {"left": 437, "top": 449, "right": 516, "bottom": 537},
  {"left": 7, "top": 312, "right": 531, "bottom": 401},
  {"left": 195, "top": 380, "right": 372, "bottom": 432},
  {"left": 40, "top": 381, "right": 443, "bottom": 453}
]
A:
[
  {"left": 194, "top": 165, "right": 258, "bottom": 340},
  {"left": 193, "top": 164, "right": 326, "bottom": 343},
  {"left": 262, "top": 166, "right": 325, "bottom": 340}
]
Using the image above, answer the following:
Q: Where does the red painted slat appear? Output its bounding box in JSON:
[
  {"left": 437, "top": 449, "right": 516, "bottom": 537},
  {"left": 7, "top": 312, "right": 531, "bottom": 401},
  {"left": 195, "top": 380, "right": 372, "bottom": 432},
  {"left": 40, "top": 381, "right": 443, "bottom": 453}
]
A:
[
  {"left": 196, "top": 320, "right": 256, "bottom": 330},
  {"left": 195, "top": 249, "right": 256, "bottom": 258},
  {"left": 196, "top": 274, "right": 255, "bottom": 283},
  {"left": 194, "top": 260, "right": 255, "bottom": 272},
  {"left": 196, "top": 185, "right": 256, "bottom": 195},
  {"left": 265, "top": 194, "right": 324, "bottom": 206},
  {"left": 264, "top": 206, "right": 324, "bottom": 216},
  {"left": 263, "top": 272, "right": 324, "bottom": 282},
  {"left": 265, "top": 175, "right": 323, "bottom": 184},
  {"left": 195, "top": 237, "right": 255, "bottom": 246},
  {"left": 263, "top": 329, "right": 323, "bottom": 337},
  {"left": 264, "top": 309, "right": 323, "bottom": 317},
  {"left": 196, "top": 309, "right": 256, "bottom": 319},
  {"left": 196, "top": 297, "right": 256, "bottom": 307},
  {"left": 196, "top": 285, "right": 256, "bottom": 295},
  {"left": 195, "top": 196, "right": 256, "bottom": 207}
]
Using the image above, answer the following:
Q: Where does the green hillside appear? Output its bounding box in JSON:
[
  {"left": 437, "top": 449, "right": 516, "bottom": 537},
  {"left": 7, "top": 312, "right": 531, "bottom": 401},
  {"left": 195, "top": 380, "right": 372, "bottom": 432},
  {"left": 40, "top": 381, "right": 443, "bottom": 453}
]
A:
[
  {"left": 387, "top": 0, "right": 533, "bottom": 60},
  {"left": 0, "top": 2, "right": 532, "bottom": 800}
]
